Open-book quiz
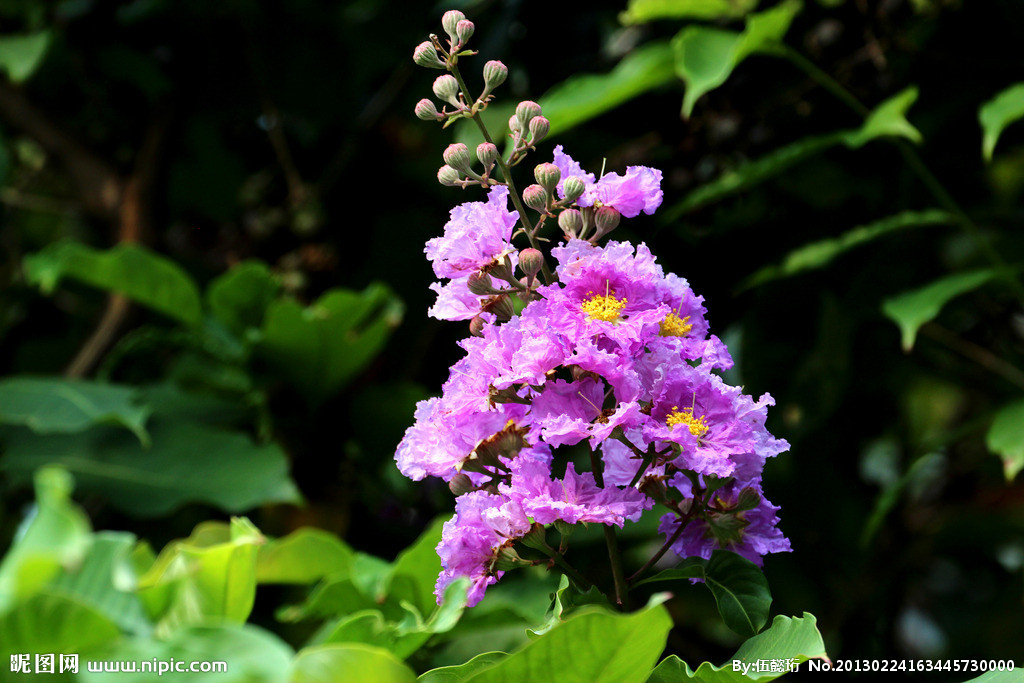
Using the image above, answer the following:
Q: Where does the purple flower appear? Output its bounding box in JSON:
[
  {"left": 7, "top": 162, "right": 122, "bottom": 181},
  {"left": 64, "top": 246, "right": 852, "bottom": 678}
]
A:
[
  {"left": 425, "top": 185, "right": 519, "bottom": 279},
  {"left": 547, "top": 146, "right": 662, "bottom": 217}
]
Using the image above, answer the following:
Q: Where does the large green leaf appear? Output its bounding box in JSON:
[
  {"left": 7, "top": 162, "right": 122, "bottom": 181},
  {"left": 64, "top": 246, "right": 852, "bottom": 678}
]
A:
[
  {"left": 673, "top": 0, "right": 802, "bottom": 117},
  {"left": 841, "top": 86, "right": 922, "bottom": 148},
  {"left": 539, "top": 42, "right": 676, "bottom": 139},
  {"left": 206, "top": 260, "right": 281, "bottom": 336},
  {"left": 418, "top": 652, "right": 507, "bottom": 683},
  {"left": 461, "top": 600, "right": 672, "bottom": 683},
  {"left": 386, "top": 517, "right": 446, "bottom": 618},
  {"left": 741, "top": 210, "right": 953, "bottom": 289},
  {"left": 621, "top": 0, "right": 759, "bottom": 24},
  {"left": 0, "top": 590, "right": 121, "bottom": 666},
  {"left": 979, "top": 83, "right": 1024, "bottom": 161},
  {"left": 290, "top": 644, "right": 416, "bottom": 683},
  {"left": 0, "top": 467, "right": 91, "bottom": 613},
  {"left": 0, "top": 377, "right": 151, "bottom": 445},
  {"left": 986, "top": 399, "right": 1024, "bottom": 482},
  {"left": 258, "top": 283, "right": 403, "bottom": 404},
  {"left": 0, "top": 418, "right": 301, "bottom": 517},
  {"left": 0, "top": 31, "right": 52, "bottom": 82},
  {"left": 634, "top": 551, "right": 771, "bottom": 635},
  {"left": 881, "top": 269, "right": 999, "bottom": 351},
  {"left": 257, "top": 528, "right": 355, "bottom": 584},
  {"left": 646, "top": 613, "right": 827, "bottom": 682},
  {"left": 24, "top": 242, "right": 203, "bottom": 327}
]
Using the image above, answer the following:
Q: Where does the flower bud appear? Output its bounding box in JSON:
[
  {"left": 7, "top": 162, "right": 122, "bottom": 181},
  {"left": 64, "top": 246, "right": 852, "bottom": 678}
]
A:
[
  {"left": 467, "top": 271, "right": 497, "bottom": 295},
  {"left": 515, "top": 100, "right": 542, "bottom": 129},
  {"left": 562, "top": 176, "right": 586, "bottom": 203},
  {"left": 432, "top": 74, "right": 460, "bottom": 105},
  {"left": 482, "top": 60, "right": 508, "bottom": 94},
  {"left": 519, "top": 248, "right": 544, "bottom": 279},
  {"left": 469, "top": 315, "right": 486, "bottom": 337},
  {"left": 437, "top": 164, "right": 461, "bottom": 186},
  {"left": 522, "top": 184, "right": 548, "bottom": 212},
  {"left": 456, "top": 19, "right": 475, "bottom": 46},
  {"left": 476, "top": 142, "right": 498, "bottom": 167},
  {"left": 595, "top": 206, "right": 621, "bottom": 236},
  {"left": 414, "top": 98, "right": 442, "bottom": 121},
  {"left": 413, "top": 41, "right": 446, "bottom": 69},
  {"left": 553, "top": 519, "right": 576, "bottom": 539},
  {"left": 508, "top": 114, "right": 522, "bottom": 135},
  {"left": 443, "top": 143, "right": 474, "bottom": 174},
  {"left": 482, "top": 294, "right": 515, "bottom": 321},
  {"left": 558, "top": 208, "right": 583, "bottom": 237},
  {"left": 491, "top": 545, "right": 528, "bottom": 572},
  {"left": 735, "top": 486, "right": 762, "bottom": 512},
  {"left": 441, "top": 10, "right": 466, "bottom": 43},
  {"left": 533, "top": 162, "right": 561, "bottom": 194},
  {"left": 518, "top": 523, "right": 550, "bottom": 551},
  {"left": 448, "top": 473, "right": 475, "bottom": 496},
  {"left": 528, "top": 116, "right": 550, "bottom": 144}
]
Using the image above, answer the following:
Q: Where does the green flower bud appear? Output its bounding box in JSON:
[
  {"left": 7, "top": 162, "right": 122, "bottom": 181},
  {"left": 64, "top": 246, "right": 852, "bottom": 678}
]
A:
[
  {"left": 595, "top": 206, "right": 621, "bottom": 236},
  {"left": 437, "top": 164, "right": 461, "bottom": 186},
  {"left": 449, "top": 473, "right": 475, "bottom": 496},
  {"left": 491, "top": 545, "right": 528, "bottom": 572},
  {"left": 443, "top": 143, "right": 474, "bottom": 174},
  {"left": 562, "top": 176, "right": 586, "bottom": 203},
  {"left": 432, "top": 74, "right": 460, "bottom": 106},
  {"left": 522, "top": 184, "right": 548, "bottom": 211},
  {"left": 515, "top": 100, "right": 542, "bottom": 129},
  {"left": 467, "top": 271, "right": 497, "bottom": 295},
  {"left": 441, "top": 10, "right": 466, "bottom": 43},
  {"left": 476, "top": 142, "right": 498, "bottom": 167},
  {"left": 519, "top": 248, "right": 544, "bottom": 279},
  {"left": 456, "top": 19, "right": 475, "bottom": 46},
  {"left": 482, "top": 60, "right": 508, "bottom": 94},
  {"left": 414, "top": 98, "right": 442, "bottom": 121},
  {"left": 734, "top": 486, "right": 762, "bottom": 512},
  {"left": 469, "top": 315, "right": 486, "bottom": 337},
  {"left": 528, "top": 115, "right": 550, "bottom": 144},
  {"left": 413, "top": 41, "right": 446, "bottom": 69},
  {"left": 533, "top": 162, "right": 561, "bottom": 194},
  {"left": 518, "top": 523, "right": 550, "bottom": 551},
  {"left": 558, "top": 208, "right": 583, "bottom": 237},
  {"left": 482, "top": 294, "right": 515, "bottom": 321}
]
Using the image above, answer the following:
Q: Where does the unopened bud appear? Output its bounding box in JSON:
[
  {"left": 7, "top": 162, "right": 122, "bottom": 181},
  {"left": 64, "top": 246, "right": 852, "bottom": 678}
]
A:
[
  {"left": 414, "top": 98, "right": 442, "bottom": 121},
  {"left": 515, "top": 100, "right": 542, "bottom": 128},
  {"left": 533, "top": 163, "right": 561, "bottom": 194},
  {"left": 443, "top": 143, "right": 474, "bottom": 174},
  {"left": 482, "top": 294, "right": 515, "bottom": 321},
  {"left": 528, "top": 116, "right": 550, "bottom": 144},
  {"left": 595, "top": 206, "right": 621, "bottom": 236},
  {"left": 482, "top": 60, "right": 508, "bottom": 94},
  {"left": 558, "top": 208, "right": 583, "bottom": 237},
  {"left": 519, "top": 248, "right": 544, "bottom": 279},
  {"left": 456, "top": 19, "right": 475, "bottom": 46},
  {"left": 469, "top": 315, "right": 487, "bottom": 337},
  {"left": 735, "top": 486, "right": 762, "bottom": 512},
  {"left": 467, "top": 271, "right": 497, "bottom": 295},
  {"left": 518, "top": 523, "right": 550, "bottom": 551},
  {"left": 413, "top": 41, "right": 446, "bottom": 69},
  {"left": 432, "top": 75, "right": 460, "bottom": 105},
  {"left": 476, "top": 142, "right": 498, "bottom": 167},
  {"left": 508, "top": 114, "right": 522, "bottom": 135},
  {"left": 437, "top": 164, "right": 461, "bottom": 186},
  {"left": 562, "top": 176, "right": 586, "bottom": 203},
  {"left": 441, "top": 10, "right": 466, "bottom": 43},
  {"left": 522, "top": 184, "right": 548, "bottom": 212},
  {"left": 491, "top": 545, "right": 527, "bottom": 571},
  {"left": 449, "top": 473, "right": 475, "bottom": 496}
]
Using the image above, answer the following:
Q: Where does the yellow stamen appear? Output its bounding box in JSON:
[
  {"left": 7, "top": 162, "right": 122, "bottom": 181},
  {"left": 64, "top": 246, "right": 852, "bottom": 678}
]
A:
[
  {"left": 659, "top": 312, "right": 692, "bottom": 337},
  {"left": 581, "top": 286, "right": 627, "bottom": 322},
  {"left": 666, "top": 406, "right": 709, "bottom": 437}
]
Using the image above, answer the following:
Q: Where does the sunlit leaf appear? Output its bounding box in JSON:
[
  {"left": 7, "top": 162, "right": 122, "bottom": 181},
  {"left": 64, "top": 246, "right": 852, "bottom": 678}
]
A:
[
  {"left": 0, "top": 377, "right": 151, "bottom": 445},
  {"left": 386, "top": 517, "right": 446, "bottom": 618},
  {"left": 881, "top": 269, "right": 998, "bottom": 351},
  {"left": 986, "top": 399, "right": 1024, "bottom": 482},
  {"left": 539, "top": 42, "right": 676, "bottom": 139},
  {"left": 24, "top": 241, "right": 203, "bottom": 327},
  {"left": 842, "top": 87, "right": 922, "bottom": 148},
  {"left": 0, "top": 590, "right": 121, "bottom": 660},
  {"left": 290, "top": 643, "right": 416, "bottom": 683},
  {"left": 979, "top": 83, "right": 1024, "bottom": 161},
  {"left": 257, "top": 528, "right": 355, "bottom": 585},
  {"left": 0, "top": 31, "right": 52, "bottom": 82},
  {"left": 621, "top": 0, "right": 759, "bottom": 24},
  {"left": 417, "top": 652, "right": 507, "bottom": 683}
]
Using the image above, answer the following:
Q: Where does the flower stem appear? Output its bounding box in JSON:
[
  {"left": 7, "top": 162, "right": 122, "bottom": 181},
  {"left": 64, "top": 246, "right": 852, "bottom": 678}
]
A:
[
  {"left": 627, "top": 509, "right": 695, "bottom": 584},
  {"left": 589, "top": 449, "right": 629, "bottom": 609},
  {"left": 538, "top": 542, "right": 593, "bottom": 591}
]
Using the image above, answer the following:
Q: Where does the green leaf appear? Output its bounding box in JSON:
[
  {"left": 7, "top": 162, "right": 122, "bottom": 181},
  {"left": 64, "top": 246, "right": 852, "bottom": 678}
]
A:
[
  {"left": 986, "top": 399, "right": 1024, "bottom": 482},
  {"left": 24, "top": 241, "right": 204, "bottom": 327},
  {"left": 636, "top": 551, "right": 771, "bottom": 635},
  {"left": 0, "top": 467, "right": 91, "bottom": 613},
  {"left": 259, "top": 283, "right": 403, "bottom": 404},
  {"left": 621, "top": 0, "right": 759, "bottom": 24},
  {"left": 528, "top": 573, "right": 613, "bottom": 637},
  {"left": 647, "top": 613, "right": 827, "bottom": 682},
  {"left": 135, "top": 518, "right": 263, "bottom": 635},
  {"left": 881, "top": 269, "right": 999, "bottom": 351},
  {"left": 0, "top": 590, "right": 121, "bottom": 660},
  {"left": 0, "top": 376, "right": 151, "bottom": 445},
  {"left": 462, "top": 600, "right": 672, "bottom": 683},
  {"left": 206, "top": 260, "right": 281, "bottom": 336},
  {"left": 841, "top": 87, "right": 922, "bottom": 148},
  {"left": 979, "top": 83, "right": 1024, "bottom": 161},
  {"left": 0, "top": 418, "right": 301, "bottom": 517},
  {"left": 962, "top": 671, "right": 1023, "bottom": 683},
  {"left": 741, "top": 210, "right": 953, "bottom": 289},
  {"left": 539, "top": 42, "right": 676, "bottom": 139},
  {"left": 386, "top": 517, "right": 446, "bottom": 617},
  {"left": 290, "top": 644, "right": 416, "bottom": 683},
  {"left": 257, "top": 528, "right": 355, "bottom": 584},
  {"left": 81, "top": 624, "right": 295, "bottom": 683},
  {"left": 673, "top": 0, "right": 802, "bottom": 118},
  {"left": 0, "top": 31, "right": 52, "bottom": 82},
  {"left": 417, "top": 652, "right": 507, "bottom": 683}
]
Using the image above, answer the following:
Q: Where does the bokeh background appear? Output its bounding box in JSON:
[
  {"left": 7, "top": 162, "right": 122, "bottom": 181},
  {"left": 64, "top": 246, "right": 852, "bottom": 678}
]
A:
[{"left": 1, "top": 0, "right": 1022, "bottom": 678}]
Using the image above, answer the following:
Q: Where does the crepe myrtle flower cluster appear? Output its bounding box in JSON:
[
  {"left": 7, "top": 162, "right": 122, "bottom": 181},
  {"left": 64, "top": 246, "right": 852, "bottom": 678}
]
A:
[{"left": 399, "top": 10, "right": 790, "bottom": 608}]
